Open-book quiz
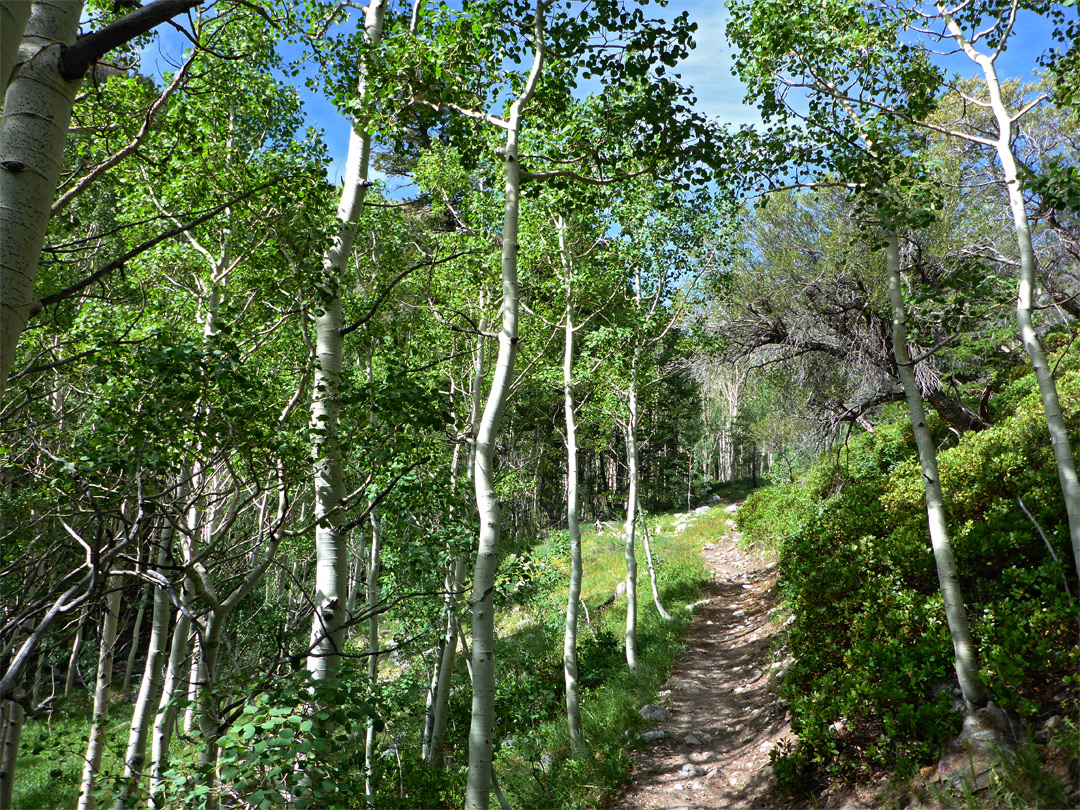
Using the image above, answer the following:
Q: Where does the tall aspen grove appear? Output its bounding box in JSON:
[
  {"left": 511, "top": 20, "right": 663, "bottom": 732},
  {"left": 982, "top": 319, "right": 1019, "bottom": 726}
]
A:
[{"left": 1, "top": 0, "right": 1077, "bottom": 808}]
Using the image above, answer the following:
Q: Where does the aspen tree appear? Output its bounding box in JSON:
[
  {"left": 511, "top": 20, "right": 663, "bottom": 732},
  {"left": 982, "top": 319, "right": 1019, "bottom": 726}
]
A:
[
  {"left": 77, "top": 577, "right": 122, "bottom": 810},
  {"left": 306, "top": 0, "right": 386, "bottom": 681}
]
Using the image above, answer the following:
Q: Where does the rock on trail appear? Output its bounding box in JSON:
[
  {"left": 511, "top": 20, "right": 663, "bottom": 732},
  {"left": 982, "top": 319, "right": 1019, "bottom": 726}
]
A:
[{"left": 616, "top": 503, "right": 795, "bottom": 810}]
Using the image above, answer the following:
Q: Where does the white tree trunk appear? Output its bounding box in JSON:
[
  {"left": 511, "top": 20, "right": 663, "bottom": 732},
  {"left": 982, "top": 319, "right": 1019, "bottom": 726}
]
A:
[
  {"left": 0, "top": 696, "right": 23, "bottom": 810},
  {"left": 938, "top": 4, "right": 1080, "bottom": 583},
  {"left": 0, "top": 0, "right": 84, "bottom": 398},
  {"left": 638, "top": 509, "right": 672, "bottom": 622},
  {"left": 0, "top": 1, "right": 31, "bottom": 99},
  {"left": 558, "top": 217, "right": 586, "bottom": 753},
  {"left": 364, "top": 508, "right": 382, "bottom": 796},
  {"left": 115, "top": 540, "right": 172, "bottom": 810},
  {"left": 78, "top": 578, "right": 122, "bottom": 810},
  {"left": 122, "top": 583, "right": 150, "bottom": 701},
  {"left": 149, "top": 602, "right": 190, "bottom": 809},
  {"left": 426, "top": 317, "right": 486, "bottom": 766},
  {"left": 466, "top": 8, "right": 545, "bottom": 804},
  {"left": 306, "top": 0, "right": 385, "bottom": 681},
  {"left": 887, "top": 236, "right": 986, "bottom": 708},
  {"left": 65, "top": 608, "right": 87, "bottom": 697},
  {"left": 182, "top": 633, "right": 199, "bottom": 734},
  {"left": 622, "top": 379, "right": 641, "bottom": 674}
]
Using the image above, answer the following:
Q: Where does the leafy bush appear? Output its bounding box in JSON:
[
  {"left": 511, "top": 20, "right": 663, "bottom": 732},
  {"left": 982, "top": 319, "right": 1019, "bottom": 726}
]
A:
[{"left": 757, "top": 361, "right": 1079, "bottom": 795}]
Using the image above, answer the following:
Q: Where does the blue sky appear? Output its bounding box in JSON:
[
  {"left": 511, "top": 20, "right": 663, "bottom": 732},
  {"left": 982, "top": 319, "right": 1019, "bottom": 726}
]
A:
[{"left": 137, "top": 0, "right": 1068, "bottom": 185}]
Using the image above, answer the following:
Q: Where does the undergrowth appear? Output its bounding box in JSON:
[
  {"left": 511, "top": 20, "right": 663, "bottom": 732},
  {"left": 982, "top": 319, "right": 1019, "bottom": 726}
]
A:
[
  {"left": 739, "top": 356, "right": 1080, "bottom": 801},
  {"left": 14, "top": 508, "right": 717, "bottom": 810}
]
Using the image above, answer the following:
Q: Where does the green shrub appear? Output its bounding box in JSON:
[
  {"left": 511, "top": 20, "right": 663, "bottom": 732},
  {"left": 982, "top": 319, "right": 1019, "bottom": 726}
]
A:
[{"left": 769, "top": 362, "right": 1079, "bottom": 794}]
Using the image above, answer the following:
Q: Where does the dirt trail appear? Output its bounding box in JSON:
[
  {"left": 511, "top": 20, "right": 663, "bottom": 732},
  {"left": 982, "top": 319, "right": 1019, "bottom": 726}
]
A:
[{"left": 616, "top": 506, "right": 795, "bottom": 810}]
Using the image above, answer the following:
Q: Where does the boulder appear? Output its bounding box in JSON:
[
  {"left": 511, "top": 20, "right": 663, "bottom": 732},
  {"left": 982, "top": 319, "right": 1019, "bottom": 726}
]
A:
[
  {"left": 639, "top": 703, "right": 668, "bottom": 720},
  {"left": 935, "top": 704, "right": 1026, "bottom": 791}
]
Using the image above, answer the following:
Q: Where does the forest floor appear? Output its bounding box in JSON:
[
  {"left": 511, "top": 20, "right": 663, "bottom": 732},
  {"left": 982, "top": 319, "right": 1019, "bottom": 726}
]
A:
[{"left": 614, "top": 503, "right": 800, "bottom": 810}]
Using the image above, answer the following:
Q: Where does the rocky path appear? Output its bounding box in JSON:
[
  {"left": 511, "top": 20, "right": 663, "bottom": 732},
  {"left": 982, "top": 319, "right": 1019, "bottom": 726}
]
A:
[{"left": 616, "top": 506, "right": 796, "bottom": 810}]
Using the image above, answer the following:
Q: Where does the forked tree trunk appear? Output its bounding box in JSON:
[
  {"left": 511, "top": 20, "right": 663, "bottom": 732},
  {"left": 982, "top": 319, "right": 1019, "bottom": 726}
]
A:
[
  {"left": 306, "top": 0, "right": 386, "bottom": 681},
  {"left": 557, "top": 216, "right": 587, "bottom": 753},
  {"left": 78, "top": 577, "right": 122, "bottom": 810},
  {"left": 887, "top": 236, "right": 986, "bottom": 708},
  {"left": 466, "top": 8, "right": 545, "bottom": 806}
]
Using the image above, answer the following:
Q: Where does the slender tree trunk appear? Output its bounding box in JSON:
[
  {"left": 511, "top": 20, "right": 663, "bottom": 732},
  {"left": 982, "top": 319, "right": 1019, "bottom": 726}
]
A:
[
  {"left": 150, "top": 602, "right": 190, "bottom": 809},
  {"left": 426, "top": 555, "right": 466, "bottom": 766},
  {"left": 466, "top": 9, "right": 545, "bottom": 806},
  {"left": 638, "top": 509, "right": 672, "bottom": 622},
  {"left": 939, "top": 6, "right": 1080, "bottom": 580},
  {"left": 0, "top": 695, "right": 23, "bottom": 810},
  {"left": 122, "top": 582, "right": 150, "bottom": 701},
  {"left": 364, "top": 508, "right": 382, "bottom": 796},
  {"left": 0, "top": 0, "right": 84, "bottom": 398},
  {"left": 66, "top": 608, "right": 87, "bottom": 697},
  {"left": 887, "top": 236, "right": 986, "bottom": 708},
  {"left": 306, "top": 0, "right": 385, "bottom": 680},
  {"left": 557, "top": 216, "right": 586, "bottom": 754},
  {"left": 182, "top": 633, "right": 199, "bottom": 734},
  {"left": 115, "top": 540, "right": 172, "bottom": 810},
  {"left": 78, "top": 577, "right": 122, "bottom": 810},
  {"left": 0, "top": 1, "right": 32, "bottom": 99},
  {"left": 426, "top": 317, "right": 486, "bottom": 766},
  {"left": 623, "top": 378, "right": 641, "bottom": 674}
]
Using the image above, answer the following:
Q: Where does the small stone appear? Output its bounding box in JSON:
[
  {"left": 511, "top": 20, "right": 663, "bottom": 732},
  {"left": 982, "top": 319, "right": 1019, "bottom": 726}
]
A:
[
  {"left": 640, "top": 730, "right": 666, "bottom": 742},
  {"left": 680, "top": 763, "right": 706, "bottom": 778},
  {"left": 759, "top": 741, "right": 775, "bottom": 753},
  {"left": 1043, "top": 715, "right": 1063, "bottom": 732},
  {"left": 734, "top": 724, "right": 745, "bottom": 733},
  {"left": 673, "top": 679, "right": 698, "bottom": 689},
  {"left": 657, "top": 689, "right": 673, "bottom": 699},
  {"left": 725, "top": 503, "right": 739, "bottom": 513},
  {"left": 539, "top": 753, "right": 555, "bottom": 773},
  {"left": 733, "top": 609, "right": 746, "bottom": 617},
  {"left": 639, "top": 703, "right": 668, "bottom": 720},
  {"left": 684, "top": 734, "right": 702, "bottom": 745}
]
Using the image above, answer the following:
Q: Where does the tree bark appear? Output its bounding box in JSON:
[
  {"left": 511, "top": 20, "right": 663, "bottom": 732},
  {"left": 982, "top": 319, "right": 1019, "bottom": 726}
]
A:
[
  {"left": 557, "top": 216, "right": 587, "bottom": 754},
  {"left": 65, "top": 608, "right": 87, "bottom": 698},
  {"left": 0, "top": 1, "right": 31, "bottom": 99},
  {"left": 0, "top": 695, "right": 23, "bottom": 810},
  {"left": 78, "top": 577, "right": 122, "bottom": 810},
  {"left": 938, "top": 3, "right": 1080, "bottom": 583},
  {"left": 122, "top": 582, "right": 150, "bottom": 702},
  {"left": 466, "top": 7, "right": 545, "bottom": 806},
  {"left": 364, "top": 507, "right": 382, "bottom": 796},
  {"left": 306, "top": 0, "right": 386, "bottom": 681},
  {"left": 638, "top": 508, "right": 672, "bottom": 622},
  {"left": 622, "top": 379, "right": 640, "bottom": 674},
  {"left": 887, "top": 236, "right": 986, "bottom": 709},
  {"left": 114, "top": 540, "right": 172, "bottom": 810},
  {"left": 150, "top": 600, "right": 190, "bottom": 809},
  {"left": 0, "top": 0, "right": 83, "bottom": 399}
]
